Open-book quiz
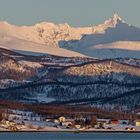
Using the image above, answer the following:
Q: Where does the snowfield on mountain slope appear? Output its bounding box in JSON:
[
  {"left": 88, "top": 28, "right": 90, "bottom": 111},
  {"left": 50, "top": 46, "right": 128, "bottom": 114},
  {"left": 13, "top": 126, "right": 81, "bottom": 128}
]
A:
[
  {"left": 0, "top": 36, "right": 85, "bottom": 57},
  {"left": 69, "top": 41, "right": 140, "bottom": 59}
]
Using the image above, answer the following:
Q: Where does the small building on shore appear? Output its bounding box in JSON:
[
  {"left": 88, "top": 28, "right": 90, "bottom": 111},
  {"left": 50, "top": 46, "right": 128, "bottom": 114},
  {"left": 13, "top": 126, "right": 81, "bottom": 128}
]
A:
[
  {"left": 135, "top": 120, "right": 140, "bottom": 126},
  {"left": 59, "top": 116, "right": 66, "bottom": 123},
  {"left": 110, "top": 119, "right": 119, "bottom": 125}
]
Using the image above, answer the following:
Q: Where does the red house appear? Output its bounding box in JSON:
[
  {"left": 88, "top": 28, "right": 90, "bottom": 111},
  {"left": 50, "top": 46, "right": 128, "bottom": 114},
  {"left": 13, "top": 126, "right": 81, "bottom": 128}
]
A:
[{"left": 110, "top": 119, "right": 119, "bottom": 125}]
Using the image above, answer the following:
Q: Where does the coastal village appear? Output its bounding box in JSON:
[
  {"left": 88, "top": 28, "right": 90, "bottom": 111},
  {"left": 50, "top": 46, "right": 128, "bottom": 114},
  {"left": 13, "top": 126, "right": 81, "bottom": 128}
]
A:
[{"left": 1, "top": 108, "right": 140, "bottom": 132}]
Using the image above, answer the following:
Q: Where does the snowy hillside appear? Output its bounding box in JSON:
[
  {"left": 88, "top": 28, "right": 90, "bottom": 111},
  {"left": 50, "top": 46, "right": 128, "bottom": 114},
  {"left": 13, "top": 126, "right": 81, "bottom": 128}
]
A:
[
  {"left": 0, "top": 21, "right": 87, "bottom": 57},
  {"left": 65, "top": 41, "right": 140, "bottom": 59},
  {"left": 0, "top": 47, "right": 140, "bottom": 110},
  {"left": 0, "top": 36, "right": 85, "bottom": 57}
]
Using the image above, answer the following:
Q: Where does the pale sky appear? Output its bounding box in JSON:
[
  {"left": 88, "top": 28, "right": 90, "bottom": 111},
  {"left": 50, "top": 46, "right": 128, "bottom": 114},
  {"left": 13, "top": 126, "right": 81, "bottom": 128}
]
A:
[{"left": 0, "top": 0, "right": 139, "bottom": 27}]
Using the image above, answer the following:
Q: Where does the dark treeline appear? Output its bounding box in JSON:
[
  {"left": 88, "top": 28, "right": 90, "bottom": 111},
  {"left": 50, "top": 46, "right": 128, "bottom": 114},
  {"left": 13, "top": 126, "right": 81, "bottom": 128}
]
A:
[{"left": 0, "top": 100, "right": 139, "bottom": 120}]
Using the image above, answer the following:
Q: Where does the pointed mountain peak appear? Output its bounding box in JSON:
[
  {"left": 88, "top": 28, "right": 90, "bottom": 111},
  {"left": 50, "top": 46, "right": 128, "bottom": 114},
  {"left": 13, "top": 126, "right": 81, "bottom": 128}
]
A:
[
  {"left": 104, "top": 13, "right": 125, "bottom": 27},
  {"left": 112, "top": 13, "right": 122, "bottom": 21},
  {"left": 93, "top": 14, "right": 128, "bottom": 33}
]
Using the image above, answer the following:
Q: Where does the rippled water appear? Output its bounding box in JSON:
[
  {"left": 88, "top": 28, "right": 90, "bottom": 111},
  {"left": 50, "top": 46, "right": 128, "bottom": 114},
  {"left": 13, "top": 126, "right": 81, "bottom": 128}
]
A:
[{"left": 0, "top": 132, "right": 140, "bottom": 140}]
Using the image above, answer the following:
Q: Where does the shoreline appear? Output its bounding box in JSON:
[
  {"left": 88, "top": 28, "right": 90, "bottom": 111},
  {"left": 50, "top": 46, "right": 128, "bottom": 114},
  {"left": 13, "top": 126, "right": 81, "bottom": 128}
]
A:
[{"left": 0, "top": 130, "right": 140, "bottom": 133}]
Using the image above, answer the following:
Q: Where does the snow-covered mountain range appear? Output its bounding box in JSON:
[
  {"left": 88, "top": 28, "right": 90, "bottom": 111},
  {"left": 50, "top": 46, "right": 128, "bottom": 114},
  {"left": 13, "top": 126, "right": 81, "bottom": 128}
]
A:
[
  {"left": 60, "top": 14, "right": 140, "bottom": 58},
  {"left": 0, "top": 14, "right": 140, "bottom": 58},
  {"left": 0, "top": 14, "right": 140, "bottom": 110}
]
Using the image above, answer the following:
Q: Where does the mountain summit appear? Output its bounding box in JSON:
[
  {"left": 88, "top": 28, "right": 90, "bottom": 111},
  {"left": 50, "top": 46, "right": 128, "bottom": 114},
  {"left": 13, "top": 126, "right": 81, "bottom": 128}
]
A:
[
  {"left": 91, "top": 14, "right": 126, "bottom": 34},
  {"left": 109, "top": 14, "right": 123, "bottom": 23},
  {"left": 104, "top": 14, "right": 124, "bottom": 26}
]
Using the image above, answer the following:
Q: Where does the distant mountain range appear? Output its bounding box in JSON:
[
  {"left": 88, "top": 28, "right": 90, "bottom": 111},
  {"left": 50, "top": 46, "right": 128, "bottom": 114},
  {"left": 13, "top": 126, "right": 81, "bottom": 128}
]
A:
[
  {"left": 0, "top": 14, "right": 140, "bottom": 111},
  {"left": 0, "top": 14, "right": 140, "bottom": 58}
]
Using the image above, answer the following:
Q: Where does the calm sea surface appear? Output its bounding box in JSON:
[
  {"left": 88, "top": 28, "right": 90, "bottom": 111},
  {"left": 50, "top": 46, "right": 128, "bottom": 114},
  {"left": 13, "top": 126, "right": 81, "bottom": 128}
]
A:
[{"left": 0, "top": 132, "right": 140, "bottom": 140}]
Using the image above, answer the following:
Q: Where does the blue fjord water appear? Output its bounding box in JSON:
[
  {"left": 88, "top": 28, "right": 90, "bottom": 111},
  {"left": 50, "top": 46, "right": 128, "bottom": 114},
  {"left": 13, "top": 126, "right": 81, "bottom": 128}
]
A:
[{"left": 0, "top": 132, "right": 140, "bottom": 140}]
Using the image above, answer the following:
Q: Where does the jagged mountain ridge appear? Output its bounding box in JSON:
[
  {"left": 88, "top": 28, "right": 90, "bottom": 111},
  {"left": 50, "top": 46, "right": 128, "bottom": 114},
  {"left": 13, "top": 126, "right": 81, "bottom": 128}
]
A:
[
  {"left": 0, "top": 14, "right": 130, "bottom": 46},
  {"left": 60, "top": 14, "right": 140, "bottom": 58},
  {"left": 0, "top": 14, "right": 140, "bottom": 58},
  {"left": 0, "top": 20, "right": 94, "bottom": 47}
]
